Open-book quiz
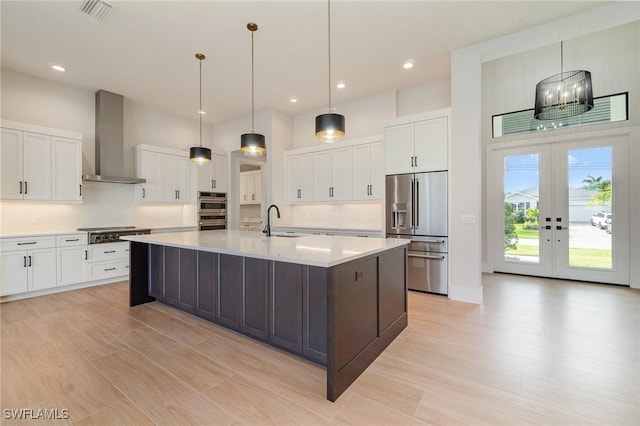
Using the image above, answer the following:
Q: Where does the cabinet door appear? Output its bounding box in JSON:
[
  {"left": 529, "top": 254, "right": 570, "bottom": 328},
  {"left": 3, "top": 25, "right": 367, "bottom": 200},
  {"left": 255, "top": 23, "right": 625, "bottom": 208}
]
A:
[
  {"left": 57, "top": 245, "right": 87, "bottom": 286},
  {"left": 52, "top": 137, "right": 82, "bottom": 201},
  {"left": 239, "top": 172, "right": 249, "bottom": 204},
  {"left": 174, "top": 156, "right": 191, "bottom": 204},
  {"left": 160, "top": 155, "right": 177, "bottom": 202},
  {"left": 196, "top": 161, "right": 214, "bottom": 192},
  {"left": 384, "top": 123, "right": 415, "bottom": 175},
  {"left": 28, "top": 248, "right": 57, "bottom": 291},
  {"left": 22, "top": 132, "right": 52, "bottom": 200},
  {"left": 149, "top": 244, "right": 164, "bottom": 299},
  {"left": 314, "top": 151, "right": 333, "bottom": 202},
  {"left": 352, "top": 144, "right": 371, "bottom": 200},
  {"left": 270, "top": 262, "right": 303, "bottom": 353},
  {"left": 217, "top": 254, "right": 243, "bottom": 330},
  {"left": 241, "top": 257, "right": 269, "bottom": 340},
  {"left": 414, "top": 117, "right": 448, "bottom": 172},
  {"left": 299, "top": 154, "right": 315, "bottom": 202},
  {"left": 196, "top": 251, "right": 217, "bottom": 321},
  {"left": 252, "top": 171, "right": 261, "bottom": 204},
  {"left": 163, "top": 246, "right": 180, "bottom": 305},
  {"left": 179, "top": 249, "right": 197, "bottom": 311},
  {"left": 368, "top": 142, "right": 383, "bottom": 199},
  {"left": 332, "top": 147, "right": 353, "bottom": 201},
  {"left": 137, "top": 150, "right": 162, "bottom": 202},
  {"left": 285, "top": 155, "right": 301, "bottom": 202},
  {"left": 212, "top": 154, "right": 228, "bottom": 193},
  {"left": 0, "top": 251, "right": 28, "bottom": 295},
  {"left": 1, "top": 128, "right": 23, "bottom": 200}
]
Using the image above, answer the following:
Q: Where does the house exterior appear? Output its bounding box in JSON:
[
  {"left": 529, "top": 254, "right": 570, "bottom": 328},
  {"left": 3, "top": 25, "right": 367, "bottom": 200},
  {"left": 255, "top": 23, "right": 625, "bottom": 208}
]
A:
[{"left": 506, "top": 187, "right": 607, "bottom": 222}]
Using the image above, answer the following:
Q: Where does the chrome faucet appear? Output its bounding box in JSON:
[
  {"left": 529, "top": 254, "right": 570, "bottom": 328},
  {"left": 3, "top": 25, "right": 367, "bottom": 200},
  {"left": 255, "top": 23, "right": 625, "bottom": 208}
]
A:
[{"left": 263, "top": 204, "right": 281, "bottom": 237}]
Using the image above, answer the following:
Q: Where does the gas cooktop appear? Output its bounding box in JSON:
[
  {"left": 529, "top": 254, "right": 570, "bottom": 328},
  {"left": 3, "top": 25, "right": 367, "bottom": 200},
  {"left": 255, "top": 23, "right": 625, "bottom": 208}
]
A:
[{"left": 77, "top": 226, "right": 151, "bottom": 244}]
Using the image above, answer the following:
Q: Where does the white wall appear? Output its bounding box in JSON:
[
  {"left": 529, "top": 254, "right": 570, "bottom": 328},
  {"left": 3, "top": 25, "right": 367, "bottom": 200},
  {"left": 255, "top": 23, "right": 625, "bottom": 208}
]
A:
[
  {"left": 0, "top": 70, "right": 204, "bottom": 232},
  {"left": 397, "top": 80, "right": 451, "bottom": 117},
  {"left": 451, "top": 2, "right": 640, "bottom": 301}
]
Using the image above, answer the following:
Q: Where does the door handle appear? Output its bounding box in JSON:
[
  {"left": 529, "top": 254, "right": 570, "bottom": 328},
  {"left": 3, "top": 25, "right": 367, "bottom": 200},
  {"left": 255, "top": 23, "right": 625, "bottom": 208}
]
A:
[
  {"left": 408, "top": 253, "right": 445, "bottom": 260},
  {"left": 556, "top": 226, "right": 568, "bottom": 230},
  {"left": 414, "top": 157, "right": 418, "bottom": 167},
  {"left": 411, "top": 157, "right": 414, "bottom": 167},
  {"left": 19, "top": 181, "right": 23, "bottom": 194},
  {"left": 79, "top": 184, "right": 82, "bottom": 196},
  {"left": 545, "top": 226, "right": 551, "bottom": 230},
  {"left": 24, "top": 181, "right": 28, "bottom": 194},
  {"left": 28, "top": 256, "right": 32, "bottom": 267},
  {"left": 142, "top": 188, "right": 146, "bottom": 198},
  {"left": 85, "top": 250, "right": 88, "bottom": 260},
  {"left": 23, "top": 256, "right": 27, "bottom": 267}
]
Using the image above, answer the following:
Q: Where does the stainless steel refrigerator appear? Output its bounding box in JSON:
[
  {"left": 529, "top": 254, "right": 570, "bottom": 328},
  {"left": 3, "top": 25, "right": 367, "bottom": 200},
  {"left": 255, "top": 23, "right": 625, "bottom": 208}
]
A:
[{"left": 386, "top": 172, "right": 448, "bottom": 294}]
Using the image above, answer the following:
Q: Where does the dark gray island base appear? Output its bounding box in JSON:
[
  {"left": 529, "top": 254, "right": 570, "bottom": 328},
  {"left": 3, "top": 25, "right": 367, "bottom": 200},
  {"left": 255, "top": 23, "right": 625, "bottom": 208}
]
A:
[{"left": 128, "top": 241, "right": 407, "bottom": 402}]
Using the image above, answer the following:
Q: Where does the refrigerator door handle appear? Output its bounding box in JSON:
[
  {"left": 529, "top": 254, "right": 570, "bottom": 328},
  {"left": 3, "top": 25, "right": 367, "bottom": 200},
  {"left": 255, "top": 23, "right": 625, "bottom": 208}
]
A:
[{"left": 415, "top": 180, "right": 419, "bottom": 228}]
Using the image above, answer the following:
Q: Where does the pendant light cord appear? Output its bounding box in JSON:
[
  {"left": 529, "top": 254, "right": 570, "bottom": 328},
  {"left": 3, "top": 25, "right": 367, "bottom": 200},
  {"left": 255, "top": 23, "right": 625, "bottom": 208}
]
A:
[
  {"left": 199, "top": 56, "right": 203, "bottom": 148},
  {"left": 327, "top": 0, "right": 332, "bottom": 111},
  {"left": 251, "top": 29, "right": 255, "bottom": 132}
]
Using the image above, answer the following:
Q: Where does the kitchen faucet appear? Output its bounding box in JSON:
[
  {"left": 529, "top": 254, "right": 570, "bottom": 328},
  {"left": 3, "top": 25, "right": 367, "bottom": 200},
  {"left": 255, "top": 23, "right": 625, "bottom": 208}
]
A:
[{"left": 263, "top": 204, "right": 280, "bottom": 237}]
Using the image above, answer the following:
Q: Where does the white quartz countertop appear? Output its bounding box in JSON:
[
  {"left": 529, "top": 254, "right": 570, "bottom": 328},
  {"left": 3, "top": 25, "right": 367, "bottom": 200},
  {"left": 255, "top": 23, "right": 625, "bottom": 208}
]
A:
[{"left": 122, "top": 229, "right": 409, "bottom": 267}]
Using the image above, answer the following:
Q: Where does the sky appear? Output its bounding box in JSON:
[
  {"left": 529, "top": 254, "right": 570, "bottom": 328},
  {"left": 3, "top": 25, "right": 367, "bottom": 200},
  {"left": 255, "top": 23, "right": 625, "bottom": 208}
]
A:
[{"left": 504, "top": 146, "right": 612, "bottom": 194}]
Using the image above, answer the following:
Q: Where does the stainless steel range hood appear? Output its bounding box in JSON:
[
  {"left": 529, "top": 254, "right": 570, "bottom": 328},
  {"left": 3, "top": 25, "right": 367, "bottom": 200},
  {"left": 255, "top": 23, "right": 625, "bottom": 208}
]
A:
[{"left": 82, "top": 90, "right": 146, "bottom": 184}]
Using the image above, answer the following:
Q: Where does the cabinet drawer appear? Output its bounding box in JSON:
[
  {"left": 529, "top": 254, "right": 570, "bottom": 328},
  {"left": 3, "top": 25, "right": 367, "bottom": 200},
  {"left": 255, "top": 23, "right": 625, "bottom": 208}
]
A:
[
  {"left": 89, "top": 260, "right": 128, "bottom": 280},
  {"left": 56, "top": 234, "right": 88, "bottom": 247},
  {"left": 87, "top": 242, "right": 129, "bottom": 262},
  {"left": 1, "top": 236, "right": 55, "bottom": 252}
]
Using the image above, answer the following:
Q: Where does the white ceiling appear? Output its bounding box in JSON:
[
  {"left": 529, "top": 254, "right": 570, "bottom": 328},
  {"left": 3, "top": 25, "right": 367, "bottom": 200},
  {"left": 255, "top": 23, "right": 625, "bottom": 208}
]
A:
[{"left": 1, "top": 1, "right": 608, "bottom": 125}]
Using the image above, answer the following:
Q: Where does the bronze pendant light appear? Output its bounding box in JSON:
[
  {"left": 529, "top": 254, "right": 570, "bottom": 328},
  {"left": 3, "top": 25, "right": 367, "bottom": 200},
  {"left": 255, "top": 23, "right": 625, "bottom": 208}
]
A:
[
  {"left": 534, "top": 41, "right": 594, "bottom": 121},
  {"left": 190, "top": 53, "right": 212, "bottom": 163},
  {"left": 241, "top": 22, "right": 266, "bottom": 156},
  {"left": 315, "top": 0, "right": 345, "bottom": 142}
]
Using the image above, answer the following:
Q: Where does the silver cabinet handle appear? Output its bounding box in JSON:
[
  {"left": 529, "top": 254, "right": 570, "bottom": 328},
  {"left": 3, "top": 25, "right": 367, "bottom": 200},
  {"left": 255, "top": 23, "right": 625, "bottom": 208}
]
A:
[
  {"left": 408, "top": 253, "right": 445, "bottom": 260},
  {"left": 415, "top": 180, "right": 419, "bottom": 228},
  {"left": 423, "top": 239, "right": 446, "bottom": 244}
]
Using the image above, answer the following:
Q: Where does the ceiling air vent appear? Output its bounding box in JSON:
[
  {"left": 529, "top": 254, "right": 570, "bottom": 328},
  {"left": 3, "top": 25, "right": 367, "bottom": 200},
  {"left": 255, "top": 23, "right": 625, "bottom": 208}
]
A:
[{"left": 80, "top": 0, "right": 112, "bottom": 22}]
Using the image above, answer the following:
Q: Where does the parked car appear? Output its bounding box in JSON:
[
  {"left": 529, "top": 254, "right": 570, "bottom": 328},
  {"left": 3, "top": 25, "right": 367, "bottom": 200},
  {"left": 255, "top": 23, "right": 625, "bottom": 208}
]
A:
[
  {"left": 591, "top": 211, "right": 611, "bottom": 228},
  {"left": 605, "top": 218, "right": 612, "bottom": 234}
]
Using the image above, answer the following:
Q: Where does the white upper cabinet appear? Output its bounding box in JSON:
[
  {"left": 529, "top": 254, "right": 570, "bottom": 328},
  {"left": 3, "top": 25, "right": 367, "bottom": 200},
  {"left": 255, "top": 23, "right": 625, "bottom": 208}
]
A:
[
  {"left": 136, "top": 149, "right": 162, "bottom": 202},
  {"left": 285, "top": 138, "right": 380, "bottom": 204},
  {"left": 135, "top": 145, "right": 191, "bottom": 204},
  {"left": 52, "top": 137, "right": 82, "bottom": 201},
  {"left": 286, "top": 153, "right": 315, "bottom": 202},
  {"left": 384, "top": 110, "right": 449, "bottom": 174},
  {"left": 239, "top": 170, "right": 261, "bottom": 205},
  {"left": 353, "top": 142, "right": 383, "bottom": 200},
  {"left": 1, "top": 122, "right": 82, "bottom": 202},
  {"left": 197, "top": 153, "right": 228, "bottom": 193}
]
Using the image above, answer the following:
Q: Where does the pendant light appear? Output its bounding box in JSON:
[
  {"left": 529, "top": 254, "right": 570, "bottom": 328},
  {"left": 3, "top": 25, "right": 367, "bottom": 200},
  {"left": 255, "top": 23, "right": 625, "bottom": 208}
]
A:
[
  {"left": 315, "top": 0, "right": 345, "bottom": 142},
  {"left": 190, "top": 53, "right": 212, "bottom": 163},
  {"left": 534, "top": 41, "right": 593, "bottom": 121},
  {"left": 241, "top": 22, "right": 266, "bottom": 156}
]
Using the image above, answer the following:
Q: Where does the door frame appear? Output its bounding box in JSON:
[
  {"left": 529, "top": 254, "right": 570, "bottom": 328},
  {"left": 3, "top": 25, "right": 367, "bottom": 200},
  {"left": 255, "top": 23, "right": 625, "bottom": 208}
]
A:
[{"left": 486, "top": 127, "right": 633, "bottom": 286}]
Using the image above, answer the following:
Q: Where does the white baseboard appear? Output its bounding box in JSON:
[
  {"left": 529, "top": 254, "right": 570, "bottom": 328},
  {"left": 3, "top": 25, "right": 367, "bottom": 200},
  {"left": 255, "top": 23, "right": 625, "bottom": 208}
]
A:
[
  {"left": 482, "top": 262, "right": 493, "bottom": 273},
  {"left": 448, "top": 283, "right": 483, "bottom": 304},
  {"left": 0, "top": 276, "right": 128, "bottom": 303}
]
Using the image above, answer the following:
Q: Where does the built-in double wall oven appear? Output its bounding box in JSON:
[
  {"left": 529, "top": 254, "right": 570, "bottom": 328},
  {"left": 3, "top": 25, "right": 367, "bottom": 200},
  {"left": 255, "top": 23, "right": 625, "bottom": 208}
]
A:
[{"left": 198, "top": 192, "right": 227, "bottom": 231}]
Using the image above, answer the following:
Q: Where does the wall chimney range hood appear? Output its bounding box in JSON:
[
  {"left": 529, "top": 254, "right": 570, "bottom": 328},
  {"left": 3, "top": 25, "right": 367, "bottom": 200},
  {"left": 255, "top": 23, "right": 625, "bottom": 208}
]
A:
[{"left": 82, "top": 90, "right": 146, "bottom": 184}]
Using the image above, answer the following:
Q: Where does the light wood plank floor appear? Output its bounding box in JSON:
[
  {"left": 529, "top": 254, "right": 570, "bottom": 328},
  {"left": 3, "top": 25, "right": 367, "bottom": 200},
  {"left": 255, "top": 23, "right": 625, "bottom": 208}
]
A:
[{"left": 1, "top": 273, "right": 638, "bottom": 425}]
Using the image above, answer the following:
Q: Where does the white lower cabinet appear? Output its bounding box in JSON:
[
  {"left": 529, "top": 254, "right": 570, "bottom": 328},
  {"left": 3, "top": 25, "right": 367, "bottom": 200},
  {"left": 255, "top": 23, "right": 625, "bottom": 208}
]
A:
[
  {"left": 56, "top": 234, "right": 88, "bottom": 286},
  {"left": 87, "top": 242, "right": 129, "bottom": 280},
  {"left": 1, "top": 236, "right": 57, "bottom": 296}
]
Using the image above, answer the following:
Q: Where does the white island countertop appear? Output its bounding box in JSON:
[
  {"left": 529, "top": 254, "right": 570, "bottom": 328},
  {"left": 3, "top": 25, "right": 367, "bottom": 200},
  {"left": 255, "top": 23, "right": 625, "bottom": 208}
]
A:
[{"left": 122, "top": 229, "right": 409, "bottom": 268}]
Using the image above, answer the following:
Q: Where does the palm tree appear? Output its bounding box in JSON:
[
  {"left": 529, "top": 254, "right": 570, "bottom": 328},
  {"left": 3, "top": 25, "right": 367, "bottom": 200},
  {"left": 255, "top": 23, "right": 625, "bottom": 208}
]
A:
[
  {"left": 590, "top": 182, "right": 611, "bottom": 206},
  {"left": 582, "top": 174, "right": 604, "bottom": 190}
]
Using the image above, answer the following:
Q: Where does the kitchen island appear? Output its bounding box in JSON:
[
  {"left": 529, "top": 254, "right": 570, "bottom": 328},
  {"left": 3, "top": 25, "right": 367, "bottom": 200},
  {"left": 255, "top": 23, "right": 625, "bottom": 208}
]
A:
[{"left": 123, "top": 230, "right": 409, "bottom": 401}]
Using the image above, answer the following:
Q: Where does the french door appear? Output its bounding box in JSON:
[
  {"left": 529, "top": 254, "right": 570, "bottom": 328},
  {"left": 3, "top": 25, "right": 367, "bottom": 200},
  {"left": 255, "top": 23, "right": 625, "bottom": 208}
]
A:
[{"left": 489, "top": 135, "right": 629, "bottom": 285}]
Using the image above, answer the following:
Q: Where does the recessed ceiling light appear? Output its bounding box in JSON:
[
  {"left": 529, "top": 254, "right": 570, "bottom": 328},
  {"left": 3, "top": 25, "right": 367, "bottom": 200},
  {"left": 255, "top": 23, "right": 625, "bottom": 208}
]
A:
[
  {"left": 336, "top": 82, "right": 346, "bottom": 89},
  {"left": 289, "top": 97, "right": 298, "bottom": 103},
  {"left": 51, "top": 65, "right": 66, "bottom": 72},
  {"left": 403, "top": 61, "right": 414, "bottom": 69}
]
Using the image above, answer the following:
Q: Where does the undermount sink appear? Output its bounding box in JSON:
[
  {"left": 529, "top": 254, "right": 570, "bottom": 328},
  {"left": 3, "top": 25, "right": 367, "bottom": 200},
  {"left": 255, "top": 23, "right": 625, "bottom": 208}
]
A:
[{"left": 271, "top": 233, "right": 303, "bottom": 238}]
